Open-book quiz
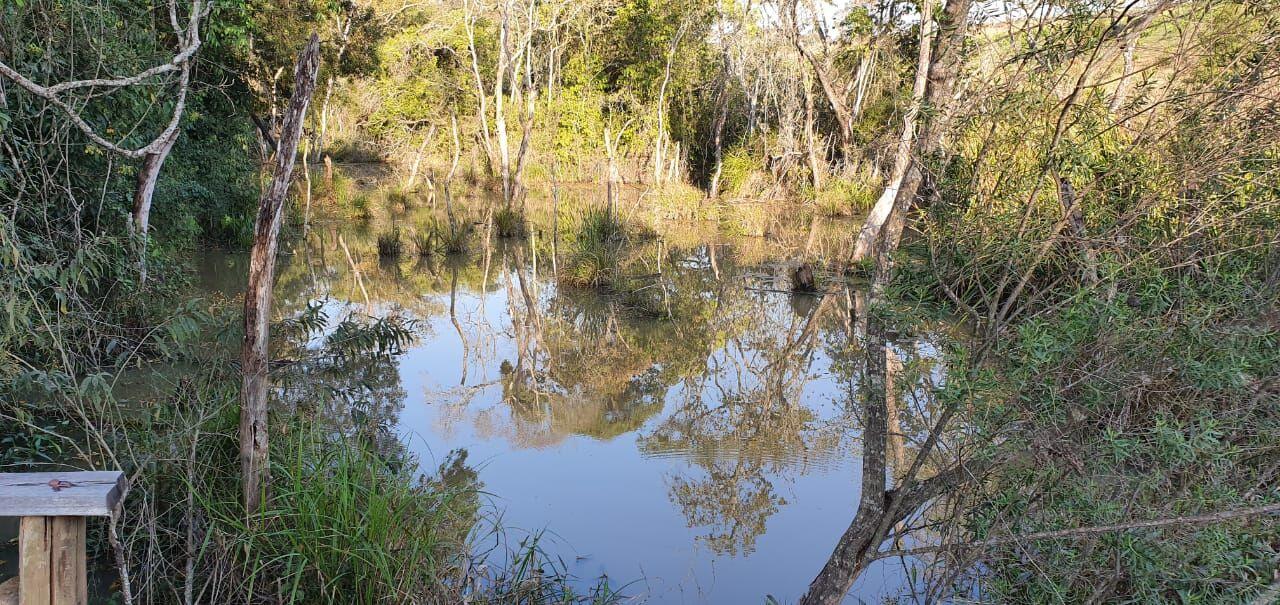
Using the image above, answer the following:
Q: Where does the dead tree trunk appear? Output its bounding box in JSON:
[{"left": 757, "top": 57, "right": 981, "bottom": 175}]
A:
[{"left": 240, "top": 35, "right": 321, "bottom": 516}]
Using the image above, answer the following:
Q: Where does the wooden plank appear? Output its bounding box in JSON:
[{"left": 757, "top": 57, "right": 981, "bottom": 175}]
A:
[
  {"left": 0, "top": 472, "right": 124, "bottom": 517},
  {"left": 16, "top": 517, "right": 86, "bottom": 605},
  {"left": 0, "top": 576, "right": 17, "bottom": 605},
  {"left": 19, "top": 517, "right": 50, "bottom": 605},
  {"left": 49, "top": 518, "right": 85, "bottom": 605}
]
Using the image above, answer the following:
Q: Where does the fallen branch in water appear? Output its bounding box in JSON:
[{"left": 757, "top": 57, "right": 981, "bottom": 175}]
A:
[{"left": 871, "top": 503, "right": 1280, "bottom": 561}]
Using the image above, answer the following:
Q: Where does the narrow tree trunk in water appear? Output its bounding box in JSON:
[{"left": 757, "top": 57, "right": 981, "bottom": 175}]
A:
[{"left": 240, "top": 35, "right": 321, "bottom": 516}]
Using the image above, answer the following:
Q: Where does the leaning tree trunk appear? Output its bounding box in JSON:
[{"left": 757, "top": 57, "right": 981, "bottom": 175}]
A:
[
  {"left": 240, "top": 35, "right": 321, "bottom": 516},
  {"left": 850, "top": 0, "right": 937, "bottom": 262},
  {"left": 132, "top": 128, "right": 180, "bottom": 283},
  {"left": 852, "top": 0, "right": 974, "bottom": 263}
]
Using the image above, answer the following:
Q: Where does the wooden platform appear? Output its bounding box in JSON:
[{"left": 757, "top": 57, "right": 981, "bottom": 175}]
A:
[
  {"left": 1, "top": 471, "right": 126, "bottom": 604},
  {"left": 0, "top": 472, "right": 125, "bottom": 517}
]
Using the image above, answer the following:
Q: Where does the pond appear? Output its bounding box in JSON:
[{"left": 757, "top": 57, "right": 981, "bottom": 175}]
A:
[{"left": 186, "top": 174, "right": 955, "bottom": 603}]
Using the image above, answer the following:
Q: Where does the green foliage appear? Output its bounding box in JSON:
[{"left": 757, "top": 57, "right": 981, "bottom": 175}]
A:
[
  {"left": 896, "top": 6, "right": 1280, "bottom": 600},
  {"left": 208, "top": 432, "right": 478, "bottom": 604},
  {"left": 715, "top": 146, "right": 761, "bottom": 198},
  {"left": 968, "top": 272, "right": 1280, "bottom": 603},
  {"left": 810, "top": 168, "right": 880, "bottom": 217}
]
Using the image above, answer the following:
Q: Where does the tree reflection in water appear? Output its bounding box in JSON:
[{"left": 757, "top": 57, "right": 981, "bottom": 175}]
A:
[{"left": 246, "top": 206, "right": 972, "bottom": 600}]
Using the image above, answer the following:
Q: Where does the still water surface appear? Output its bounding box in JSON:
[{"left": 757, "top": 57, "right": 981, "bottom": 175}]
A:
[{"left": 188, "top": 186, "right": 948, "bottom": 603}]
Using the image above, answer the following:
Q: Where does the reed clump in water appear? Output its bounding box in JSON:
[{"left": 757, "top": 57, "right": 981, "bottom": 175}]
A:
[{"left": 376, "top": 227, "right": 403, "bottom": 258}]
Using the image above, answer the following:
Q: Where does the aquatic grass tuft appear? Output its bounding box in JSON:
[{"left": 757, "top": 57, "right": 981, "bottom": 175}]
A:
[
  {"left": 493, "top": 207, "right": 525, "bottom": 238},
  {"left": 206, "top": 431, "right": 478, "bottom": 604},
  {"left": 376, "top": 227, "right": 403, "bottom": 258},
  {"left": 350, "top": 194, "right": 374, "bottom": 221},
  {"left": 437, "top": 220, "right": 472, "bottom": 254},
  {"left": 578, "top": 206, "right": 623, "bottom": 244},
  {"left": 411, "top": 227, "right": 435, "bottom": 257}
]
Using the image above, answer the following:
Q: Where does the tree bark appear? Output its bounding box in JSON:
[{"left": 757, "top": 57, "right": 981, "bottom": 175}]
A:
[
  {"left": 852, "top": 0, "right": 973, "bottom": 263},
  {"left": 493, "top": 0, "right": 513, "bottom": 206},
  {"left": 240, "top": 35, "right": 321, "bottom": 516},
  {"left": 803, "top": 72, "right": 823, "bottom": 191},
  {"left": 464, "top": 0, "right": 497, "bottom": 176},
  {"left": 1109, "top": 34, "right": 1138, "bottom": 115},
  {"left": 653, "top": 21, "right": 688, "bottom": 185},
  {"left": 851, "top": 0, "right": 938, "bottom": 262},
  {"left": 131, "top": 128, "right": 180, "bottom": 283}
]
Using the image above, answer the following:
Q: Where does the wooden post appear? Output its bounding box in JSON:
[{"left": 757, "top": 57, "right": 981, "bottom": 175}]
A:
[{"left": 0, "top": 471, "right": 125, "bottom": 605}]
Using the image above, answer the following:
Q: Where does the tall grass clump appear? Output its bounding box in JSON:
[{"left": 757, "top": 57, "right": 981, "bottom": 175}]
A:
[
  {"left": 578, "top": 206, "right": 623, "bottom": 243},
  {"left": 350, "top": 194, "right": 373, "bottom": 222},
  {"left": 209, "top": 432, "right": 478, "bottom": 604},
  {"left": 811, "top": 168, "right": 880, "bottom": 217},
  {"left": 437, "top": 220, "right": 472, "bottom": 254},
  {"left": 384, "top": 186, "right": 413, "bottom": 213},
  {"left": 650, "top": 182, "right": 708, "bottom": 220},
  {"left": 376, "top": 227, "right": 403, "bottom": 258},
  {"left": 493, "top": 207, "right": 525, "bottom": 238},
  {"left": 316, "top": 172, "right": 357, "bottom": 205},
  {"left": 715, "top": 145, "right": 764, "bottom": 199},
  {"left": 560, "top": 207, "right": 626, "bottom": 289},
  {"left": 411, "top": 228, "right": 435, "bottom": 257}
]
